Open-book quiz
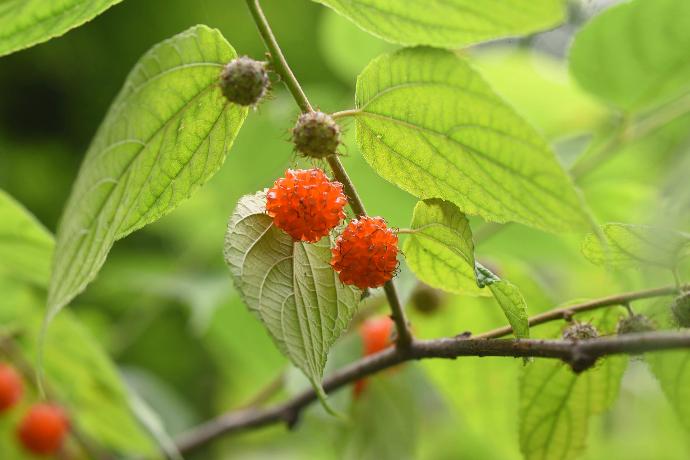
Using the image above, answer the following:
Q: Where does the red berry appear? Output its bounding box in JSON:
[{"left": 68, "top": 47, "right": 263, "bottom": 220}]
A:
[
  {"left": 331, "top": 217, "right": 398, "bottom": 289},
  {"left": 266, "top": 168, "right": 347, "bottom": 243},
  {"left": 360, "top": 316, "right": 395, "bottom": 356},
  {"left": 0, "top": 363, "right": 23, "bottom": 412},
  {"left": 17, "top": 404, "right": 69, "bottom": 455}
]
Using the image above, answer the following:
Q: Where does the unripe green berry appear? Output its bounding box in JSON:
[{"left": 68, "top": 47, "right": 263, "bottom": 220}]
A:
[
  {"left": 616, "top": 314, "right": 655, "bottom": 335},
  {"left": 410, "top": 283, "right": 445, "bottom": 315},
  {"left": 292, "top": 111, "right": 341, "bottom": 158},
  {"left": 562, "top": 322, "right": 598, "bottom": 341},
  {"left": 672, "top": 292, "right": 690, "bottom": 328},
  {"left": 219, "top": 56, "right": 269, "bottom": 106}
]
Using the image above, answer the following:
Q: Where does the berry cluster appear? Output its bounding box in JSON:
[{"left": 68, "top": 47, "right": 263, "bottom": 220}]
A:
[
  {"left": 331, "top": 217, "right": 399, "bottom": 289},
  {"left": 219, "top": 56, "right": 269, "bottom": 106},
  {"left": 265, "top": 168, "right": 399, "bottom": 289},
  {"left": 292, "top": 111, "right": 341, "bottom": 158},
  {"left": 0, "top": 362, "right": 69, "bottom": 456},
  {"left": 266, "top": 168, "right": 347, "bottom": 243}
]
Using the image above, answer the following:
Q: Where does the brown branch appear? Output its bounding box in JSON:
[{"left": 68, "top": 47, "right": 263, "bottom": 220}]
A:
[
  {"left": 175, "top": 330, "right": 690, "bottom": 453},
  {"left": 476, "top": 284, "right": 685, "bottom": 339}
]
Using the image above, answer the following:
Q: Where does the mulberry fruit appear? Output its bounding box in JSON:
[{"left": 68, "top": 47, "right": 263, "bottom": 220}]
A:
[
  {"left": 266, "top": 168, "right": 347, "bottom": 243},
  {"left": 17, "top": 404, "right": 69, "bottom": 455},
  {"left": 219, "top": 56, "right": 269, "bottom": 106},
  {"left": 0, "top": 363, "right": 22, "bottom": 412},
  {"left": 331, "top": 217, "right": 398, "bottom": 289}
]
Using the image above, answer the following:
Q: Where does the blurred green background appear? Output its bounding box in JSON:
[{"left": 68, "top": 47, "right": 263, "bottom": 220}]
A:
[{"left": 1, "top": 0, "right": 689, "bottom": 458}]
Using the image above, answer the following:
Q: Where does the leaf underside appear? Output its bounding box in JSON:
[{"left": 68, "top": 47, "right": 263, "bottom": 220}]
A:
[{"left": 224, "top": 191, "right": 361, "bottom": 388}]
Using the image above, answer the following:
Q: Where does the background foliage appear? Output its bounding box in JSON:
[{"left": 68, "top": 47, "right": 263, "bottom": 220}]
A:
[{"left": 1, "top": 0, "right": 689, "bottom": 458}]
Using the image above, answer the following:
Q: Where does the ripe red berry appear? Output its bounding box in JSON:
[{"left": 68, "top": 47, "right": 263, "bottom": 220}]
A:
[
  {"left": 360, "top": 316, "right": 395, "bottom": 355},
  {"left": 0, "top": 363, "right": 23, "bottom": 412},
  {"left": 331, "top": 217, "right": 398, "bottom": 289},
  {"left": 17, "top": 404, "right": 69, "bottom": 455},
  {"left": 266, "top": 168, "right": 347, "bottom": 243}
]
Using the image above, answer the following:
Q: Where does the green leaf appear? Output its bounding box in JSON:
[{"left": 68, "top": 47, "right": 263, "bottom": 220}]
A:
[
  {"left": 648, "top": 350, "right": 690, "bottom": 434},
  {"left": 581, "top": 223, "right": 690, "bottom": 269},
  {"left": 0, "top": 280, "right": 157, "bottom": 457},
  {"left": 313, "top": 0, "right": 565, "bottom": 48},
  {"left": 0, "top": 0, "right": 123, "bottom": 57},
  {"left": 519, "top": 311, "right": 627, "bottom": 460},
  {"left": 569, "top": 0, "right": 690, "bottom": 112},
  {"left": 223, "top": 191, "right": 361, "bottom": 392},
  {"left": 46, "top": 25, "right": 247, "bottom": 321},
  {"left": 475, "top": 263, "right": 529, "bottom": 339},
  {"left": 355, "top": 47, "right": 592, "bottom": 234},
  {"left": 403, "top": 198, "right": 484, "bottom": 296},
  {"left": 0, "top": 189, "right": 53, "bottom": 287}
]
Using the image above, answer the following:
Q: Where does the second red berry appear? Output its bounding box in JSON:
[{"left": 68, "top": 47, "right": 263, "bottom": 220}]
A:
[
  {"left": 17, "top": 403, "right": 69, "bottom": 455},
  {"left": 0, "top": 363, "right": 23, "bottom": 412}
]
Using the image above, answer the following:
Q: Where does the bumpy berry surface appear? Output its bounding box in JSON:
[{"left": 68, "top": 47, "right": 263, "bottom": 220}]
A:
[
  {"left": 266, "top": 168, "right": 347, "bottom": 243},
  {"left": 617, "top": 314, "right": 655, "bottom": 335},
  {"left": 562, "top": 322, "right": 599, "bottom": 341},
  {"left": 219, "top": 56, "right": 269, "bottom": 106},
  {"left": 331, "top": 217, "right": 398, "bottom": 289},
  {"left": 0, "top": 363, "right": 22, "bottom": 412},
  {"left": 672, "top": 292, "right": 690, "bottom": 327},
  {"left": 292, "top": 111, "right": 341, "bottom": 158},
  {"left": 17, "top": 404, "right": 69, "bottom": 455}
]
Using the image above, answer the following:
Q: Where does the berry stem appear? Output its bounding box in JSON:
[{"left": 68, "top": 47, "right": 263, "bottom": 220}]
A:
[
  {"left": 245, "top": 0, "right": 413, "bottom": 349},
  {"left": 331, "top": 109, "right": 361, "bottom": 120}
]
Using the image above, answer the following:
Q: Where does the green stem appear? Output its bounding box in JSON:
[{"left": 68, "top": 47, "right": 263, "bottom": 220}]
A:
[
  {"left": 331, "top": 109, "right": 360, "bottom": 120},
  {"left": 245, "top": 0, "right": 312, "bottom": 113},
  {"left": 244, "top": 0, "right": 413, "bottom": 349}
]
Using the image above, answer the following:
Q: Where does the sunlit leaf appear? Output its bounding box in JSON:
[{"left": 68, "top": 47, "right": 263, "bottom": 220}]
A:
[
  {"left": 581, "top": 223, "right": 690, "bottom": 269},
  {"left": 648, "top": 350, "right": 690, "bottom": 434},
  {"left": 355, "top": 47, "right": 592, "bottom": 234},
  {"left": 403, "top": 198, "right": 483, "bottom": 296},
  {"left": 0, "top": 0, "right": 123, "bottom": 57},
  {"left": 0, "top": 189, "right": 53, "bottom": 287},
  {"left": 519, "top": 311, "right": 627, "bottom": 460},
  {"left": 46, "top": 25, "right": 247, "bottom": 321},
  {"left": 223, "top": 191, "right": 361, "bottom": 392},
  {"left": 570, "top": 0, "right": 690, "bottom": 112},
  {"left": 313, "top": 0, "right": 565, "bottom": 48},
  {"left": 0, "top": 280, "right": 157, "bottom": 457}
]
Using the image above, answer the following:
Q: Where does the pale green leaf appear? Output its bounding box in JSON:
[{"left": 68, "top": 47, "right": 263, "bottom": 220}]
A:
[
  {"left": 648, "top": 350, "right": 690, "bottom": 434},
  {"left": 570, "top": 0, "right": 690, "bottom": 112},
  {"left": 519, "top": 311, "right": 627, "bottom": 460},
  {"left": 0, "top": 280, "right": 157, "bottom": 457},
  {"left": 475, "top": 263, "right": 529, "bottom": 339},
  {"left": 355, "top": 47, "right": 592, "bottom": 234},
  {"left": 223, "top": 191, "right": 361, "bottom": 389},
  {"left": 46, "top": 25, "right": 247, "bottom": 321},
  {"left": 403, "top": 198, "right": 484, "bottom": 296},
  {"left": 0, "top": 0, "right": 123, "bottom": 57},
  {"left": 313, "top": 0, "right": 565, "bottom": 48},
  {"left": 0, "top": 189, "right": 53, "bottom": 286},
  {"left": 582, "top": 223, "right": 690, "bottom": 269}
]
